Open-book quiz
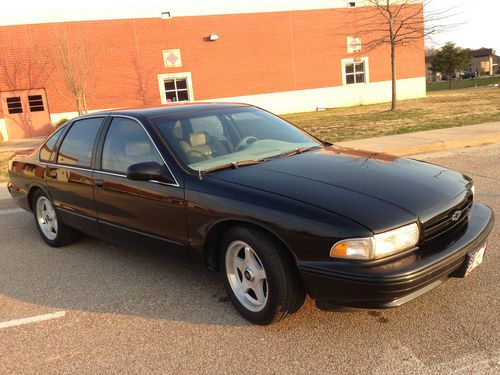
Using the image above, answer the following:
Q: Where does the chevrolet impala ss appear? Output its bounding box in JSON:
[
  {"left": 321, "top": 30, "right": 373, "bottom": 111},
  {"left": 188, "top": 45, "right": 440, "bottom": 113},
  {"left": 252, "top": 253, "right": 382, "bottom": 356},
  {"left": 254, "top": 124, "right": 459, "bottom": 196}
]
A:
[{"left": 8, "top": 104, "right": 494, "bottom": 325}]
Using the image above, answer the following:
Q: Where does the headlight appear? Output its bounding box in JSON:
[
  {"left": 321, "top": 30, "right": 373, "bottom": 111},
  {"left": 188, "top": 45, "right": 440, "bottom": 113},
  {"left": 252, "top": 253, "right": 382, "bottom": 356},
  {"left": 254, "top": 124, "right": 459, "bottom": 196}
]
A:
[
  {"left": 330, "top": 223, "right": 420, "bottom": 260},
  {"left": 471, "top": 184, "right": 475, "bottom": 196}
]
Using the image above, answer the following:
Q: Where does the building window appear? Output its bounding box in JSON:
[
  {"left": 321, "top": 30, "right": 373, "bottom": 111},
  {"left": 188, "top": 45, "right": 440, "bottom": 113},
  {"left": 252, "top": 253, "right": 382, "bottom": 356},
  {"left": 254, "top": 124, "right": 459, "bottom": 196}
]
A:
[
  {"left": 158, "top": 72, "right": 194, "bottom": 104},
  {"left": 164, "top": 78, "right": 189, "bottom": 102},
  {"left": 343, "top": 58, "right": 369, "bottom": 85},
  {"left": 6, "top": 97, "right": 22, "bottom": 114},
  {"left": 28, "top": 95, "right": 44, "bottom": 112}
]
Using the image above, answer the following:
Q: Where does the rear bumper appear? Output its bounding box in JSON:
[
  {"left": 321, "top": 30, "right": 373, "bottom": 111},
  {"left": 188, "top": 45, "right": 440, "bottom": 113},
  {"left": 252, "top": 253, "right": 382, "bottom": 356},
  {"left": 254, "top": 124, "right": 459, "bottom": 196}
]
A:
[{"left": 299, "top": 203, "right": 494, "bottom": 308}]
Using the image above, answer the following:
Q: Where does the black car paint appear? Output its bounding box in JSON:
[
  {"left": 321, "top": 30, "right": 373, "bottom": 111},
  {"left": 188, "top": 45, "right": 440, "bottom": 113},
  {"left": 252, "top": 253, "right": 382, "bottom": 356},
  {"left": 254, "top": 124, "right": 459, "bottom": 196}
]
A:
[{"left": 7, "top": 104, "right": 494, "bottom": 309}]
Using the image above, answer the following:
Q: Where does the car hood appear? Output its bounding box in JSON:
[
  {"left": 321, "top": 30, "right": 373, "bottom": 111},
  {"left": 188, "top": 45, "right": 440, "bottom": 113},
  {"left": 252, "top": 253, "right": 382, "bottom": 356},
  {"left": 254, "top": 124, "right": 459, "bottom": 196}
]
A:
[{"left": 210, "top": 146, "right": 472, "bottom": 233}]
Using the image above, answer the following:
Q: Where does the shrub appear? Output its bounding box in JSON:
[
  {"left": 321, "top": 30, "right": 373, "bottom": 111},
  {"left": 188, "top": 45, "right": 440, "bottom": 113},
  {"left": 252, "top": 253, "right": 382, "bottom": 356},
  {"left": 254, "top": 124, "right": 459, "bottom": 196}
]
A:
[{"left": 54, "top": 118, "right": 70, "bottom": 128}]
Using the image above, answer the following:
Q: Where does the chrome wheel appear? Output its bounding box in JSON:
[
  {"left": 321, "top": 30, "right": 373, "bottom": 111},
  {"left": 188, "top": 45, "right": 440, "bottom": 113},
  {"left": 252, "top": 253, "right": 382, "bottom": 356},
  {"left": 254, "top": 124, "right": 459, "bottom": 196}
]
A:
[
  {"left": 225, "top": 240, "right": 268, "bottom": 312},
  {"left": 35, "top": 196, "right": 58, "bottom": 241}
]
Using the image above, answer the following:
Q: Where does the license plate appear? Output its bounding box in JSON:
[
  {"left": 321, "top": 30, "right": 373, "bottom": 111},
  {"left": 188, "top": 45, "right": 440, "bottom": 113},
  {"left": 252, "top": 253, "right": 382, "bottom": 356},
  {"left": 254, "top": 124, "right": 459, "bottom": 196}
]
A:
[{"left": 464, "top": 243, "right": 487, "bottom": 276}]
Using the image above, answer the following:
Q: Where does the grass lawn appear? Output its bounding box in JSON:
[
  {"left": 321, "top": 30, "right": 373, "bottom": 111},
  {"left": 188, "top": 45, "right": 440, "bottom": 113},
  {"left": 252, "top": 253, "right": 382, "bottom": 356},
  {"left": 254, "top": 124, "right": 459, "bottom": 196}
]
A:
[
  {"left": 0, "top": 152, "right": 11, "bottom": 183},
  {"left": 283, "top": 86, "right": 500, "bottom": 143},
  {"left": 427, "top": 76, "right": 500, "bottom": 91}
]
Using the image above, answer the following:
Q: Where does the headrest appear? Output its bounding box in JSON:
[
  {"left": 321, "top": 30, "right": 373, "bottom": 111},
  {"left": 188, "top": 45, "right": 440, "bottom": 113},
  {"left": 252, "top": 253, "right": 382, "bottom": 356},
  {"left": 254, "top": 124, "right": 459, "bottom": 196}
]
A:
[
  {"left": 189, "top": 132, "right": 208, "bottom": 147},
  {"left": 125, "top": 141, "right": 152, "bottom": 157}
]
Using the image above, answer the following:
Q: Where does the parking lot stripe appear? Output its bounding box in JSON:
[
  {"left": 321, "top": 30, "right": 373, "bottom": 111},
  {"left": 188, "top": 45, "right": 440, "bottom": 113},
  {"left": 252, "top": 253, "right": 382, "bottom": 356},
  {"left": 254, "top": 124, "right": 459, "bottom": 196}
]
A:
[{"left": 0, "top": 311, "right": 66, "bottom": 329}]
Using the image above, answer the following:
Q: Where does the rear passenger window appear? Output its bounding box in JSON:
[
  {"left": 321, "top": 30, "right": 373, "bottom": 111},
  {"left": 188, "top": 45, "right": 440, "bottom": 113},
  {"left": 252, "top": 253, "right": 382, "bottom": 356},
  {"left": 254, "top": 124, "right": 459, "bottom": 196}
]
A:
[
  {"left": 39, "top": 126, "right": 65, "bottom": 162},
  {"left": 101, "top": 117, "right": 163, "bottom": 174},
  {"left": 57, "top": 118, "right": 103, "bottom": 167}
]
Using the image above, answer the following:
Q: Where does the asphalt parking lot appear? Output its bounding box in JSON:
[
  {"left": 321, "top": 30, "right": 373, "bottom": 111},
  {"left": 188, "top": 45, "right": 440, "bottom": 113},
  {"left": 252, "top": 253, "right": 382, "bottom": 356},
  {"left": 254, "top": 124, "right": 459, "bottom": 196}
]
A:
[{"left": 0, "top": 144, "right": 499, "bottom": 374}]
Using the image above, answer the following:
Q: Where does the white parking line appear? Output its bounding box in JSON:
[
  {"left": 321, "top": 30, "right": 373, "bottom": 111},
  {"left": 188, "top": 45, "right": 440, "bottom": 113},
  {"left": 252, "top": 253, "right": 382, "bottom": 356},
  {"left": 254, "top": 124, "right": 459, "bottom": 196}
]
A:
[
  {"left": 0, "top": 208, "right": 25, "bottom": 215},
  {"left": 0, "top": 311, "right": 66, "bottom": 329}
]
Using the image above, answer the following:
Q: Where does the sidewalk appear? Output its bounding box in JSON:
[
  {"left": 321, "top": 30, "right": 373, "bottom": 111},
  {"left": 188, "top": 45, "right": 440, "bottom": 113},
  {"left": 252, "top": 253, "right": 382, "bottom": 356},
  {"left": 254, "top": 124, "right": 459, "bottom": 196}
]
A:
[
  {"left": 0, "top": 137, "right": 45, "bottom": 153},
  {"left": 337, "top": 122, "right": 500, "bottom": 156}
]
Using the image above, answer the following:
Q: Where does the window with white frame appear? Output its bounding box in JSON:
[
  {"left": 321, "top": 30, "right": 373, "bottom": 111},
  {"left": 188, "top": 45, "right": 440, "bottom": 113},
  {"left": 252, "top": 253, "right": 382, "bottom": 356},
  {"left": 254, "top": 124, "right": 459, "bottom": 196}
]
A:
[
  {"left": 343, "top": 58, "right": 368, "bottom": 85},
  {"left": 164, "top": 78, "right": 189, "bottom": 102},
  {"left": 158, "top": 73, "right": 194, "bottom": 104}
]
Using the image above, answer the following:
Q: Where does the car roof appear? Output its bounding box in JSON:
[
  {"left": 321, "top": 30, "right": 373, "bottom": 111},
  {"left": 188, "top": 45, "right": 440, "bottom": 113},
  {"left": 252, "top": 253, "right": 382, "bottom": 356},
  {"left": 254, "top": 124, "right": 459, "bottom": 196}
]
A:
[{"left": 82, "top": 102, "right": 252, "bottom": 120}]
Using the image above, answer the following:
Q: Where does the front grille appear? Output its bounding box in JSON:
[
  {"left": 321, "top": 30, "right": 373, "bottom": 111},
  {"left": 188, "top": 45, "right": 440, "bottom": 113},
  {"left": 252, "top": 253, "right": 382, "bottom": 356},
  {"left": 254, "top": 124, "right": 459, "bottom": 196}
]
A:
[{"left": 422, "top": 195, "right": 473, "bottom": 245}]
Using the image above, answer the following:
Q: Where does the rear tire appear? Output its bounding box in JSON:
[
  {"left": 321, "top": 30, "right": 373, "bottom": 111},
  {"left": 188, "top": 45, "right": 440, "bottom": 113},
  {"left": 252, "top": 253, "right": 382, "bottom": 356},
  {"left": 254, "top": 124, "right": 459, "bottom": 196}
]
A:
[
  {"left": 32, "top": 190, "right": 80, "bottom": 247},
  {"left": 220, "top": 226, "right": 305, "bottom": 325}
]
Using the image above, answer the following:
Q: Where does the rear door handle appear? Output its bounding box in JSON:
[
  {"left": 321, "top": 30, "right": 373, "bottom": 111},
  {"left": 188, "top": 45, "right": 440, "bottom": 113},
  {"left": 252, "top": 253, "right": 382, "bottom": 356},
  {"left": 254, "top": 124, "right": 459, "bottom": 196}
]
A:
[
  {"left": 48, "top": 170, "right": 57, "bottom": 179},
  {"left": 95, "top": 179, "right": 104, "bottom": 188}
]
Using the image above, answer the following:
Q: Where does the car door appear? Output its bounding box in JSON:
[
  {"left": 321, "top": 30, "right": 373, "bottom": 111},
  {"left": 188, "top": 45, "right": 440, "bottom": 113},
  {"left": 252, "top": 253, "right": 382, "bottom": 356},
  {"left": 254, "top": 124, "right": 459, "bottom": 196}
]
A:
[
  {"left": 93, "top": 116, "right": 187, "bottom": 251},
  {"left": 47, "top": 116, "right": 106, "bottom": 237}
]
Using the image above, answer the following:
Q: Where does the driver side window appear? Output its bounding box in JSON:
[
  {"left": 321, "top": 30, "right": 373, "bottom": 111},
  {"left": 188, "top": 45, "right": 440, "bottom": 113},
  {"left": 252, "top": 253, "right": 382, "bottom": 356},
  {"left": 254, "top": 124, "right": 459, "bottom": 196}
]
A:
[{"left": 101, "top": 117, "right": 163, "bottom": 174}]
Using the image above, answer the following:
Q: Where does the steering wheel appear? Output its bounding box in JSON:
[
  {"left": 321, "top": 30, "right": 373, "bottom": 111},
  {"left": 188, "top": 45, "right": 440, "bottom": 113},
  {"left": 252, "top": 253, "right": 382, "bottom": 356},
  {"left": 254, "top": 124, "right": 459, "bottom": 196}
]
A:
[
  {"left": 188, "top": 149, "right": 209, "bottom": 163},
  {"left": 235, "top": 136, "right": 258, "bottom": 152}
]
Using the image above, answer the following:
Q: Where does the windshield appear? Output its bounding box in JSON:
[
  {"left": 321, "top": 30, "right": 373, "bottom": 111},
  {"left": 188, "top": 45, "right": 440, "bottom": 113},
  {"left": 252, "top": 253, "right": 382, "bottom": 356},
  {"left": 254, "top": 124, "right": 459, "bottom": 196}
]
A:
[{"left": 151, "top": 106, "right": 321, "bottom": 172}]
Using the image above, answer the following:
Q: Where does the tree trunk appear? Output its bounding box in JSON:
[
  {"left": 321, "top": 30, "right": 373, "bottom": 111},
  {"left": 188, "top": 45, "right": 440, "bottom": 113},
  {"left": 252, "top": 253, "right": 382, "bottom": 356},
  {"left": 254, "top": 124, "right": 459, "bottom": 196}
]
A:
[{"left": 390, "top": 41, "right": 397, "bottom": 111}]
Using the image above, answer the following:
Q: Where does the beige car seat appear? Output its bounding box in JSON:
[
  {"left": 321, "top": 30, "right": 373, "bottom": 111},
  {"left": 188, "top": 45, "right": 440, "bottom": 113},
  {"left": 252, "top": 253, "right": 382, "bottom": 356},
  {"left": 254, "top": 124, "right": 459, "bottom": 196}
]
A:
[{"left": 179, "top": 132, "right": 227, "bottom": 163}]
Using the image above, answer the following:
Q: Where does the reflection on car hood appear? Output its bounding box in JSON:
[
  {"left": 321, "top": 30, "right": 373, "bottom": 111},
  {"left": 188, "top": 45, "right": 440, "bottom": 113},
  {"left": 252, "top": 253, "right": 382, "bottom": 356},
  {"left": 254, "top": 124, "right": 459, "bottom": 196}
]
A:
[{"left": 210, "top": 146, "right": 471, "bottom": 233}]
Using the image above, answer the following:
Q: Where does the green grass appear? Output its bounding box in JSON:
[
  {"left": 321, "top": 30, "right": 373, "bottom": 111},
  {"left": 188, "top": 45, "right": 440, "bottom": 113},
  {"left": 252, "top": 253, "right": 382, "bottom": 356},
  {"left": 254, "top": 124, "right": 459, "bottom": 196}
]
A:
[
  {"left": 0, "top": 152, "right": 10, "bottom": 183},
  {"left": 283, "top": 86, "right": 500, "bottom": 143},
  {"left": 427, "top": 76, "right": 500, "bottom": 91}
]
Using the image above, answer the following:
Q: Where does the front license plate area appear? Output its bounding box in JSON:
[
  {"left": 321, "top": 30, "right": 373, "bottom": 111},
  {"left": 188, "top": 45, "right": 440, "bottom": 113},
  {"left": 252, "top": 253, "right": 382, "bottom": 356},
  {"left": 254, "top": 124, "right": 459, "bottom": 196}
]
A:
[{"left": 463, "top": 243, "right": 487, "bottom": 277}]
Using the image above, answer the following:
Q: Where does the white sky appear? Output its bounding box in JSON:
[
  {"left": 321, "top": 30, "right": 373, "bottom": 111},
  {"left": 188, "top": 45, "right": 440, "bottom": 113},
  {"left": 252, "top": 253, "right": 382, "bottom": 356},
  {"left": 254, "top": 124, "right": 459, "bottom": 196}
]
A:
[
  {"left": 425, "top": 0, "right": 499, "bottom": 53},
  {"left": 3, "top": 0, "right": 499, "bottom": 53}
]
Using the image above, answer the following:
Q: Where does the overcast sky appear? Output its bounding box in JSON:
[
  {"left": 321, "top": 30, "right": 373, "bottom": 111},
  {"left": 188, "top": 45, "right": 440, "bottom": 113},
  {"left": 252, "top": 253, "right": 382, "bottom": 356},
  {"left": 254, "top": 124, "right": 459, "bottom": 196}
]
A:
[
  {"left": 425, "top": 0, "right": 499, "bottom": 52},
  {"left": 3, "top": 0, "right": 499, "bottom": 53}
]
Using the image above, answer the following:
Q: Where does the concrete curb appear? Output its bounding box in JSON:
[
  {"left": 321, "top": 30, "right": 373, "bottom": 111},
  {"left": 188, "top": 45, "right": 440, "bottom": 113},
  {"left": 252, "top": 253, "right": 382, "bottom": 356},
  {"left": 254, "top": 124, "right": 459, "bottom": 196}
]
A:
[
  {"left": 384, "top": 134, "right": 500, "bottom": 156},
  {"left": 337, "top": 122, "right": 500, "bottom": 156}
]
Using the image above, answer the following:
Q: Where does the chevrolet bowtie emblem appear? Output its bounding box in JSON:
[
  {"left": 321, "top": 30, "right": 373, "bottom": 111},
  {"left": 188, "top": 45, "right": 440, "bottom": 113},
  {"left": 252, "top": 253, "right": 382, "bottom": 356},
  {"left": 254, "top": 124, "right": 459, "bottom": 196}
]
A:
[{"left": 451, "top": 210, "right": 462, "bottom": 222}]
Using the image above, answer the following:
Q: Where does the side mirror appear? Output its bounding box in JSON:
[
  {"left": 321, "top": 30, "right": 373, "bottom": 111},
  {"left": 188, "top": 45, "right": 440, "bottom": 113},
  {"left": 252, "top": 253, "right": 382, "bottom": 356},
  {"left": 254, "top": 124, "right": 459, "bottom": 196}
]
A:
[{"left": 126, "top": 162, "right": 175, "bottom": 184}]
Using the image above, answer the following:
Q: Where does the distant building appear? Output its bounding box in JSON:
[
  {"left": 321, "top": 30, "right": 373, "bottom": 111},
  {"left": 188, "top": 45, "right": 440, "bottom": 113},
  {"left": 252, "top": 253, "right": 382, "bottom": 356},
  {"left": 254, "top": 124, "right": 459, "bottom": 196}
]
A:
[
  {"left": 0, "top": 0, "right": 426, "bottom": 141},
  {"left": 470, "top": 48, "right": 499, "bottom": 76}
]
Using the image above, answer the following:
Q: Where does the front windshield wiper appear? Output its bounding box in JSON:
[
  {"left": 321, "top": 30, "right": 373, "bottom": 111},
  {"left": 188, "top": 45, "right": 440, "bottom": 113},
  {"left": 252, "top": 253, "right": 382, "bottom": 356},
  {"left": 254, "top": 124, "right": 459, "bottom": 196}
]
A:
[
  {"left": 198, "top": 159, "right": 263, "bottom": 178},
  {"left": 265, "top": 145, "right": 321, "bottom": 160}
]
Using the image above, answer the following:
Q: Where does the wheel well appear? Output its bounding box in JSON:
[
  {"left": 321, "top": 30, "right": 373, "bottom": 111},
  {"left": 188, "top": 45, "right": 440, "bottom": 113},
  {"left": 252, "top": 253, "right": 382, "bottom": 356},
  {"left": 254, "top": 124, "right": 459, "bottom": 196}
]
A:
[
  {"left": 203, "top": 220, "right": 299, "bottom": 272},
  {"left": 27, "top": 186, "right": 42, "bottom": 211}
]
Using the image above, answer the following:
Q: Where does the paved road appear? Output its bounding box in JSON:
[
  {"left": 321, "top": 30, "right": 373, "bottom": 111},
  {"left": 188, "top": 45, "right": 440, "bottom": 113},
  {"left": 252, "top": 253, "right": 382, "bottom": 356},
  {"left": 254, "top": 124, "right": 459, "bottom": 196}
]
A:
[{"left": 0, "top": 144, "right": 499, "bottom": 374}]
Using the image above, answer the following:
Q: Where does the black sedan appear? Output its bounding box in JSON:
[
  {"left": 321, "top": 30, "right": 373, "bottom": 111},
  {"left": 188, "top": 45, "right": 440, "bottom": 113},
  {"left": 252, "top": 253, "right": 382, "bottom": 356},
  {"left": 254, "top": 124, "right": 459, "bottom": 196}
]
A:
[{"left": 8, "top": 103, "right": 494, "bottom": 325}]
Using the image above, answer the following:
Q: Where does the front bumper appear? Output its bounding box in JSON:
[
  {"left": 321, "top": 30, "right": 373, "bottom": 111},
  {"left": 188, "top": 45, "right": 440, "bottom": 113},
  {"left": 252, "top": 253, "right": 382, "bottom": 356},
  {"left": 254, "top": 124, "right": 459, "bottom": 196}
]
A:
[{"left": 299, "top": 203, "right": 494, "bottom": 308}]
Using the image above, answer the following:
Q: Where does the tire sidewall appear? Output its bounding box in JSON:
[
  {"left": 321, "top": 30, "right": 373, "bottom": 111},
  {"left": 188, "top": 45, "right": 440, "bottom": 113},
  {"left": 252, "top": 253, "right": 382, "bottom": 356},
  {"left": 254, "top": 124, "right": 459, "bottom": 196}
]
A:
[
  {"left": 32, "top": 190, "right": 63, "bottom": 247},
  {"left": 220, "top": 227, "right": 288, "bottom": 325}
]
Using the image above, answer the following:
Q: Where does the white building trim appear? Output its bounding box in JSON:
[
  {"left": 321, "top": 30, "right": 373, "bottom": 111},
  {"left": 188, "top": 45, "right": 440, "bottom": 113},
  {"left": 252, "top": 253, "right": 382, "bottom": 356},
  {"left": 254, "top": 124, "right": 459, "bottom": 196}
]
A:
[
  {"left": 0, "top": 118, "right": 8, "bottom": 142},
  {"left": 43, "top": 76, "right": 426, "bottom": 123},
  {"left": 206, "top": 77, "right": 426, "bottom": 114}
]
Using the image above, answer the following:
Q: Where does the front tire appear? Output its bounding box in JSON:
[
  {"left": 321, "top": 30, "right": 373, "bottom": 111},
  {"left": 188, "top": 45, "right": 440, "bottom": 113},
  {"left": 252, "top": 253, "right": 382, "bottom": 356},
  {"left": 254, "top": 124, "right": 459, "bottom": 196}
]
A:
[
  {"left": 220, "top": 226, "right": 305, "bottom": 325},
  {"left": 33, "top": 190, "right": 80, "bottom": 247}
]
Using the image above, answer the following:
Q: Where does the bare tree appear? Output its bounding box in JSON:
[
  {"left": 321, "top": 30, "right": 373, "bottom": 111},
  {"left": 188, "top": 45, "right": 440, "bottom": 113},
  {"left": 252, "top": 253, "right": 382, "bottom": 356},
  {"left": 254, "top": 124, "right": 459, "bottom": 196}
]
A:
[
  {"left": 344, "top": 0, "right": 456, "bottom": 111},
  {"left": 45, "top": 36, "right": 102, "bottom": 115},
  {"left": 128, "top": 52, "right": 156, "bottom": 107}
]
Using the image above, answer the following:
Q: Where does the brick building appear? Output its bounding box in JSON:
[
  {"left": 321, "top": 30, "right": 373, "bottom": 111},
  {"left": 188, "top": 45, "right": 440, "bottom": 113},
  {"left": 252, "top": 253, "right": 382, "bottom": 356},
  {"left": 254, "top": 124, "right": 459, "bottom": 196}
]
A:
[{"left": 0, "top": 0, "right": 426, "bottom": 141}]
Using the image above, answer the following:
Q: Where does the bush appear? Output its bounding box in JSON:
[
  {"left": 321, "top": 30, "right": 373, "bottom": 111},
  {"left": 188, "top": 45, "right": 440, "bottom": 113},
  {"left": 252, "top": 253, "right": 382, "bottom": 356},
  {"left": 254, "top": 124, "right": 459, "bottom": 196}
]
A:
[{"left": 54, "top": 118, "right": 70, "bottom": 128}]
